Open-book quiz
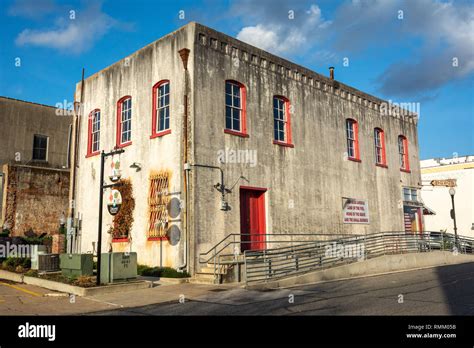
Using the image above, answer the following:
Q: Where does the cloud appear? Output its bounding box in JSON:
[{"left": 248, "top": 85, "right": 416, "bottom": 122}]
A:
[
  {"left": 231, "top": 0, "right": 474, "bottom": 98},
  {"left": 14, "top": 2, "right": 128, "bottom": 54},
  {"left": 235, "top": 2, "right": 330, "bottom": 56}
]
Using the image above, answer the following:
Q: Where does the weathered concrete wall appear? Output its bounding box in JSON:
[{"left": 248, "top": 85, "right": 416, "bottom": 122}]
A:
[
  {"left": 0, "top": 97, "right": 72, "bottom": 168},
  {"left": 74, "top": 24, "right": 195, "bottom": 268},
  {"left": 2, "top": 164, "right": 69, "bottom": 236},
  {"left": 191, "top": 24, "right": 422, "bottom": 268}
]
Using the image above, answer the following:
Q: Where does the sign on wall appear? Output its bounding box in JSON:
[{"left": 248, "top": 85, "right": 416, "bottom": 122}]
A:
[{"left": 342, "top": 198, "right": 370, "bottom": 224}]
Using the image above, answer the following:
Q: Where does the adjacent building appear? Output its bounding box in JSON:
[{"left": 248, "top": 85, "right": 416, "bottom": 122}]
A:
[
  {"left": 421, "top": 155, "right": 474, "bottom": 238},
  {"left": 0, "top": 96, "right": 72, "bottom": 237},
  {"left": 70, "top": 22, "right": 422, "bottom": 275}
]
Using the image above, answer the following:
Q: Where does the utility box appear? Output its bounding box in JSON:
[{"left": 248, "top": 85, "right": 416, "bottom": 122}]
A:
[
  {"left": 37, "top": 254, "right": 60, "bottom": 272},
  {"left": 100, "top": 252, "right": 137, "bottom": 284},
  {"left": 30, "top": 245, "right": 48, "bottom": 270},
  {"left": 60, "top": 253, "right": 93, "bottom": 278}
]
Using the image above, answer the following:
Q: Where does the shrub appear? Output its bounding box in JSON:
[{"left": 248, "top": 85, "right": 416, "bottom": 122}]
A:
[
  {"left": 137, "top": 265, "right": 189, "bottom": 278},
  {"left": 2, "top": 257, "right": 30, "bottom": 268}
]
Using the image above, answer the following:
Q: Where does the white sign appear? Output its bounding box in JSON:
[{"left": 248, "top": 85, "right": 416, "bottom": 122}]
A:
[{"left": 343, "top": 198, "right": 370, "bottom": 224}]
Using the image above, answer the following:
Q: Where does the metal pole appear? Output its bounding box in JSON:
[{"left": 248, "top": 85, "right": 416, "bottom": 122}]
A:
[
  {"left": 96, "top": 151, "right": 105, "bottom": 286},
  {"left": 451, "top": 194, "right": 459, "bottom": 250}
]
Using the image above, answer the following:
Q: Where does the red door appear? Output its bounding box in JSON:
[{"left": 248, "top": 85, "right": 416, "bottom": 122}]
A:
[{"left": 240, "top": 187, "right": 266, "bottom": 252}]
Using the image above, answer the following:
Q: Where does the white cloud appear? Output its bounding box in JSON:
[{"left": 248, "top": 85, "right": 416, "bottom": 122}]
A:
[
  {"left": 236, "top": 3, "right": 329, "bottom": 55},
  {"left": 14, "top": 3, "right": 121, "bottom": 54}
]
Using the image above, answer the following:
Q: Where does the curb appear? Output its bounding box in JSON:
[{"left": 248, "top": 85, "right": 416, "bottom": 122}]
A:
[{"left": 0, "top": 270, "right": 151, "bottom": 296}]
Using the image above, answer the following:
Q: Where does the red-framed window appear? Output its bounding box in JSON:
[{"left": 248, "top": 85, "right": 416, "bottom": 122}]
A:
[
  {"left": 398, "top": 135, "right": 410, "bottom": 171},
  {"left": 374, "top": 128, "right": 386, "bottom": 166},
  {"left": 225, "top": 80, "right": 248, "bottom": 137},
  {"left": 273, "top": 96, "right": 293, "bottom": 147},
  {"left": 86, "top": 109, "right": 101, "bottom": 157},
  {"left": 151, "top": 80, "right": 171, "bottom": 138},
  {"left": 116, "top": 96, "right": 132, "bottom": 148},
  {"left": 346, "top": 118, "right": 360, "bottom": 161}
]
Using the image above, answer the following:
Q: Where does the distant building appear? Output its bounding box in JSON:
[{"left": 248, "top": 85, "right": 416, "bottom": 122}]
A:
[
  {"left": 70, "top": 22, "right": 422, "bottom": 275},
  {"left": 0, "top": 96, "right": 72, "bottom": 237},
  {"left": 421, "top": 155, "right": 474, "bottom": 238}
]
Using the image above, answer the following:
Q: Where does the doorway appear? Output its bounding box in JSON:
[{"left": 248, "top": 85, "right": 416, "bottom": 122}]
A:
[{"left": 240, "top": 187, "right": 266, "bottom": 252}]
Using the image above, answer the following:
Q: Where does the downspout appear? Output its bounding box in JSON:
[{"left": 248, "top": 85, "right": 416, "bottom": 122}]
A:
[
  {"left": 178, "top": 48, "right": 190, "bottom": 273},
  {"left": 68, "top": 68, "right": 84, "bottom": 253}
]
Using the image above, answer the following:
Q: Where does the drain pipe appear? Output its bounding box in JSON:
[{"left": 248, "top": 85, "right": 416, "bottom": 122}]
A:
[
  {"left": 178, "top": 48, "right": 190, "bottom": 273},
  {"left": 68, "top": 68, "right": 84, "bottom": 253}
]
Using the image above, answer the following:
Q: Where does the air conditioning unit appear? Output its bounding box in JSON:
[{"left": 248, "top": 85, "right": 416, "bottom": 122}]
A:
[
  {"left": 30, "top": 245, "right": 48, "bottom": 270},
  {"left": 38, "top": 254, "right": 60, "bottom": 272}
]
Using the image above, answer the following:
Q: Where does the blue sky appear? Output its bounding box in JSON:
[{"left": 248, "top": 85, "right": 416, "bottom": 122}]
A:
[{"left": 0, "top": 0, "right": 472, "bottom": 159}]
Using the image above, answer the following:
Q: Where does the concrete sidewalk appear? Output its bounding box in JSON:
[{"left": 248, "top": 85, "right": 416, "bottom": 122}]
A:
[{"left": 0, "top": 278, "right": 240, "bottom": 315}]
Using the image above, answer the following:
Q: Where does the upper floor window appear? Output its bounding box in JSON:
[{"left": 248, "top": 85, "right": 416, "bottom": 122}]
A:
[
  {"left": 116, "top": 96, "right": 132, "bottom": 147},
  {"left": 32, "top": 134, "right": 48, "bottom": 161},
  {"left": 374, "top": 128, "right": 386, "bottom": 166},
  {"left": 273, "top": 96, "right": 293, "bottom": 147},
  {"left": 398, "top": 135, "right": 409, "bottom": 171},
  {"left": 225, "top": 80, "right": 247, "bottom": 137},
  {"left": 403, "top": 187, "right": 418, "bottom": 202},
  {"left": 346, "top": 118, "right": 360, "bottom": 161},
  {"left": 87, "top": 109, "right": 100, "bottom": 157},
  {"left": 152, "top": 80, "right": 170, "bottom": 138}
]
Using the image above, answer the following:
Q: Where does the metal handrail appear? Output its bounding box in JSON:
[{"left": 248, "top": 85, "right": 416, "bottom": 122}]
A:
[
  {"left": 198, "top": 231, "right": 474, "bottom": 284},
  {"left": 244, "top": 231, "right": 474, "bottom": 285}
]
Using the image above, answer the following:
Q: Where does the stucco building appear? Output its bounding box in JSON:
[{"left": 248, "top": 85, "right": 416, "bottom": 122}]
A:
[
  {"left": 70, "top": 22, "right": 422, "bottom": 276},
  {"left": 0, "top": 96, "right": 72, "bottom": 236},
  {"left": 421, "top": 155, "right": 474, "bottom": 238}
]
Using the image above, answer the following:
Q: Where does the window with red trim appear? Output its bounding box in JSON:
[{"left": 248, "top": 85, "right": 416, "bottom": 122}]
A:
[
  {"left": 152, "top": 80, "right": 170, "bottom": 137},
  {"left": 87, "top": 109, "right": 100, "bottom": 156},
  {"left": 225, "top": 80, "right": 247, "bottom": 136},
  {"left": 273, "top": 96, "right": 293, "bottom": 146},
  {"left": 346, "top": 118, "right": 360, "bottom": 160},
  {"left": 398, "top": 135, "right": 410, "bottom": 171},
  {"left": 116, "top": 96, "right": 132, "bottom": 147},
  {"left": 374, "top": 128, "right": 386, "bottom": 166}
]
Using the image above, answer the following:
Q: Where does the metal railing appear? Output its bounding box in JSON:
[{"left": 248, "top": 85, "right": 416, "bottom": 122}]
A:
[
  {"left": 198, "top": 232, "right": 361, "bottom": 283},
  {"left": 243, "top": 231, "right": 474, "bottom": 285}
]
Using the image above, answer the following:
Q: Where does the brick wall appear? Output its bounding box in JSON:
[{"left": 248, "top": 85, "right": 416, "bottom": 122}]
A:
[{"left": 2, "top": 164, "right": 69, "bottom": 236}]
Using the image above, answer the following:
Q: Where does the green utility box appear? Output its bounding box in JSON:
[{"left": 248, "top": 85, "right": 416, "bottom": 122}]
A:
[
  {"left": 60, "top": 253, "right": 94, "bottom": 278},
  {"left": 100, "top": 252, "right": 137, "bottom": 284}
]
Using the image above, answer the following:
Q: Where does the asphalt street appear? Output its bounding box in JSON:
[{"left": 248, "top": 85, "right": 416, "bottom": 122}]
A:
[{"left": 93, "top": 262, "right": 474, "bottom": 316}]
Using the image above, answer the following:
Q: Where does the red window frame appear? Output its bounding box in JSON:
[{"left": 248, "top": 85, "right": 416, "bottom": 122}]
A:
[
  {"left": 272, "top": 96, "right": 294, "bottom": 148},
  {"left": 346, "top": 118, "right": 360, "bottom": 162},
  {"left": 224, "top": 80, "right": 248, "bottom": 137},
  {"left": 398, "top": 135, "right": 410, "bottom": 172},
  {"left": 86, "top": 108, "right": 101, "bottom": 157},
  {"left": 374, "top": 128, "right": 387, "bottom": 167},
  {"left": 151, "top": 80, "right": 171, "bottom": 139},
  {"left": 116, "top": 96, "right": 132, "bottom": 148}
]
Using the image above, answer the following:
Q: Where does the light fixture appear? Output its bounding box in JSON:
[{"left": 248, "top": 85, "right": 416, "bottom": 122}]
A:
[{"left": 449, "top": 187, "right": 455, "bottom": 196}]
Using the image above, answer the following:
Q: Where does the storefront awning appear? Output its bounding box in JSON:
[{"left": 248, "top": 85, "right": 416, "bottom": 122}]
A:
[{"left": 422, "top": 205, "right": 436, "bottom": 215}]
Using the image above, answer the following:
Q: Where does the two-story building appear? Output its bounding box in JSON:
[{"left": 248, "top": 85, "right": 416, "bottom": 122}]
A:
[{"left": 70, "top": 22, "right": 422, "bottom": 276}]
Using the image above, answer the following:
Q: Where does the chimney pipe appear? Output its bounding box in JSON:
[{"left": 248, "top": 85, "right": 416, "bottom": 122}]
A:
[{"left": 329, "top": 67, "right": 334, "bottom": 80}]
